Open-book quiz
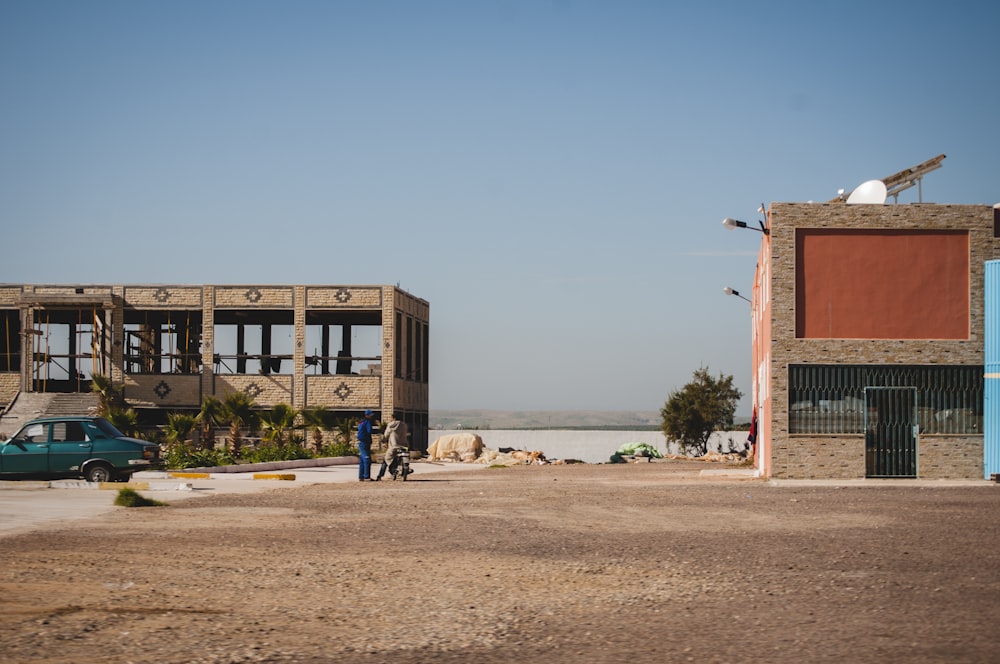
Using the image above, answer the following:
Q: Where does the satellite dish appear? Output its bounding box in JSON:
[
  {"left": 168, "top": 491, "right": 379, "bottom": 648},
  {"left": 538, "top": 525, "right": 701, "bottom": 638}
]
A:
[{"left": 846, "top": 179, "right": 887, "bottom": 205}]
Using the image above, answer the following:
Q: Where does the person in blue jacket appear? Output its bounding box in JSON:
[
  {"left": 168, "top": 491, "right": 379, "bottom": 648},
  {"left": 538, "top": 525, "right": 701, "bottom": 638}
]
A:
[{"left": 356, "top": 409, "right": 376, "bottom": 481}]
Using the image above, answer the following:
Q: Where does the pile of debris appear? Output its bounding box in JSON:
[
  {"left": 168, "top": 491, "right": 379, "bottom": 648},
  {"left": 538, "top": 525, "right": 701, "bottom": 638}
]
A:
[
  {"left": 426, "top": 432, "right": 551, "bottom": 466},
  {"left": 661, "top": 450, "right": 747, "bottom": 462},
  {"left": 477, "top": 448, "right": 548, "bottom": 466}
]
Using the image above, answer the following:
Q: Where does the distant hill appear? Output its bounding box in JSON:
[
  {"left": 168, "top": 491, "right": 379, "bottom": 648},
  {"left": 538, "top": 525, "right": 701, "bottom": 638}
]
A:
[
  {"left": 429, "top": 409, "right": 752, "bottom": 430},
  {"left": 430, "top": 410, "right": 661, "bottom": 430}
]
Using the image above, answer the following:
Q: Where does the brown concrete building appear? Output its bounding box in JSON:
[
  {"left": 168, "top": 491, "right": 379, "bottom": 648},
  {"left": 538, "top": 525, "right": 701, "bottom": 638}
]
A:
[
  {"left": 0, "top": 284, "right": 430, "bottom": 451},
  {"left": 747, "top": 201, "right": 998, "bottom": 479}
]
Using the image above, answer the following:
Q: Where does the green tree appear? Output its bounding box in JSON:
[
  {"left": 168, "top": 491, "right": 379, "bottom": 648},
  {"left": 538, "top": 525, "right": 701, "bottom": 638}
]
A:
[
  {"left": 334, "top": 417, "right": 357, "bottom": 448},
  {"left": 90, "top": 373, "right": 124, "bottom": 417},
  {"left": 107, "top": 406, "right": 141, "bottom": 439},
  {"left": 260, "top": 403, "right": 298, "bottom": 446},
  {"left": 197, "top": 396, "right": 224, "bottom": 451},
  {"left": 222, "top": 391, "right": 258, "bottom": 458},
  {"left": 163, "top": 412, "right": 197, "bottom": 450},
  {"left": 300, "top": 405, "right": 332, "bottom": 454},
  {"left": 660, "top": 367, "right": 743, "bottom": 456}
]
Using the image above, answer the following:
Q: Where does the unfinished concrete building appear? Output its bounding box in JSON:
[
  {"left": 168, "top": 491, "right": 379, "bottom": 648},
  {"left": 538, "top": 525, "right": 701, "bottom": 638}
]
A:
[{"left": 0, "top": 284, "right": 430, "bottom": 451}]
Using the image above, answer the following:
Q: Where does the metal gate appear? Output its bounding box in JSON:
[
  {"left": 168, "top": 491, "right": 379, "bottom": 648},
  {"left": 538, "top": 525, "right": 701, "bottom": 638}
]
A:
[{"left": 865, "top": 387, "right": 917, "bottom": 478}]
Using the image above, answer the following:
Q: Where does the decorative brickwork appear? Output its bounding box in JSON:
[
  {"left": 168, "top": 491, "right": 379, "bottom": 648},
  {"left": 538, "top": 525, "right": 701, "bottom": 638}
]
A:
[
  {"left": 29, "top": 285, "right": 114, "bottom": 296},
  {"left": 305, "top": 376, "right": 381, "bottom": 410},
  {"left": 124, "top": 375, "right": 202, "bottom": 408},
  {"left": 214, "top": 375, "right": 293, "bottom": 407},
  {"left": 214, "top": 286, "right": 294, "bottom": 308},
  {"left": 306, "top": 286, "right": 382, "bottom": 308},
  {"left": 123, "top": 286, "right": 203, "bottom": 308}
]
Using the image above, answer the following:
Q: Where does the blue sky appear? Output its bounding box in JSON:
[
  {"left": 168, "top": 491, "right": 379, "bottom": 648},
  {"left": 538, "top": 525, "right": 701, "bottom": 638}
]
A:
[{"left": 2, "top": 1, "right": 998, "bottom": 414}]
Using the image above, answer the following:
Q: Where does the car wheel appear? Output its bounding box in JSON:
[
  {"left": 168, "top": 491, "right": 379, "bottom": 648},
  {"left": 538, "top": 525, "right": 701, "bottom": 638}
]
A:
[{"left": 85, "top": 463, "right": 114, "bottom": 483}]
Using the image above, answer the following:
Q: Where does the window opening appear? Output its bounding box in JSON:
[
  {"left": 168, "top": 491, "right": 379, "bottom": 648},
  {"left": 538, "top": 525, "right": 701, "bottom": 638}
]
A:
[{"left": 789, "top": 364, "right": 983, "bottom": 435}]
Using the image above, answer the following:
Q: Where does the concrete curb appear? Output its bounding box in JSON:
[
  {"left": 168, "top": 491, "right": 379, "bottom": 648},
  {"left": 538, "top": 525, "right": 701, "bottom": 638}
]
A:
[
  {"left": 182, "top": 456, "right": 358, "bottom": 474},
  {"left": 47, "top": 480, "right": 194, "bottom": 491},
  {"left": 698, "top": 468, "right": 759, "bottom": 480}
]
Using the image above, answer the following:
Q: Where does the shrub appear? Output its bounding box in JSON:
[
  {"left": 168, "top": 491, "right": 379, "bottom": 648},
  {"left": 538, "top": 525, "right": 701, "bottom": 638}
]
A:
[
  {"left": 242, "top": 443, "right": 312, "bottom": 464},
  {"left": 114, "top": 488, "right": 166, "bottom": 507},
  {"left": 164, "top": 446, "right": 235, "bottom": 470},
  {"left": 320, "top": 441, "right": 357, "bottom": 458}
]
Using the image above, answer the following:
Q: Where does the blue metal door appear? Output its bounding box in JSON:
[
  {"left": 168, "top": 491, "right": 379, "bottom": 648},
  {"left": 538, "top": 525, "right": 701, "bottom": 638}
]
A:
[
  {"left": 986, "top": 260, "right": 999, "bottom": 478},
  {"left": 865, "top": 387, "right": 917, "bottom": 478}
]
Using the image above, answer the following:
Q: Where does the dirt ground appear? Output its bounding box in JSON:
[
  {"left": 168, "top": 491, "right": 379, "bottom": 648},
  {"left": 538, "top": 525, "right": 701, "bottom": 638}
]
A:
[{"left": 1, "top": 461, "right": 999, "bottom": 664}]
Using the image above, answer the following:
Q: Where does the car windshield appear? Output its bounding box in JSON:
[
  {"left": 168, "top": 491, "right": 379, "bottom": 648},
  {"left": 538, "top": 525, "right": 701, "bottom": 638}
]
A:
[{"left": 94, "top": 418, "right": 126, "bottom": 438}]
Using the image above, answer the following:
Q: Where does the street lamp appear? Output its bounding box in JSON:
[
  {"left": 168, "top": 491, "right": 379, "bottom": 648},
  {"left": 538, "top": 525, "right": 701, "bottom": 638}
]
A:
[
  {"left": 723, "top": 286, "right": 751, "bottom": 303},
  {"left": 722, "top": 217, "right": 769, "bottom": 234}
]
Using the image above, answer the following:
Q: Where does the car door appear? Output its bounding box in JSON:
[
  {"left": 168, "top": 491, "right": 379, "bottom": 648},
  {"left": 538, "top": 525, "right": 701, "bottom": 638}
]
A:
[
  {"left": 47, "top": 421, "right": 93, "bottom": 474},
  {"left": 0, "top": 423, "right": 51, "bottom": 474}
]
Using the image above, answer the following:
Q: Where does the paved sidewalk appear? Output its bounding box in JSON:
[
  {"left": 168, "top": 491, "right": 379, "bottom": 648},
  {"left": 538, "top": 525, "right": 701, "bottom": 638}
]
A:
[{"left": 0, "top": 460, "right": 480, "bottom": 538}]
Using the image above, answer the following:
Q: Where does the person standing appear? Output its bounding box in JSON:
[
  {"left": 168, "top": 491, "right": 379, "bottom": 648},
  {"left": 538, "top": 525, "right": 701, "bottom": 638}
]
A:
[
  {"left": 375, "top": 412, "right": 409, "bottom": 481},
  {"left": 357, "top": 409, "right": 376, "bottom": 481}
]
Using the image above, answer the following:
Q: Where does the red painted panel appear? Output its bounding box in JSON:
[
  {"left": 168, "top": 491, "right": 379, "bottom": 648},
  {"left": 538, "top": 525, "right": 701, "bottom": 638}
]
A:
[{"left": 795, "top": 229, "right": 969, "bottom": 339}]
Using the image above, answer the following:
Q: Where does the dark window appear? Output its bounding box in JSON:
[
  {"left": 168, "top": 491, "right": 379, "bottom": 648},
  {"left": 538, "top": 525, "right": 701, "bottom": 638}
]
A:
[{"left": 789, "top": 364, "right": 983, "bottom": 435}]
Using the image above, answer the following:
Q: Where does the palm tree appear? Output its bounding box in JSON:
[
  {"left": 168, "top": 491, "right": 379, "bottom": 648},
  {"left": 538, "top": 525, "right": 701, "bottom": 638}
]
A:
[
  {"left": 334, "top": 417, "right": 357, "bottom": 451},
  {"left": 107, "top": 406, "right": 141, "bottom": 438},
  {"left": 163, "top": 412, "right": 197, "bottom": 450},
  {"left": 90, "top": 373, "right": 124, "bottom": 417},
  {"left": 197, "top": 396, "right": 224, "bottom": 451},
  {"left": 222, "top": 391, "right": 257, "bottom": 458},
  {"left": 300, "top": 405, "right": 331, "bottom": 454},
  {"left": 260, "top": 403, "right": 298, "bottom": 447}
]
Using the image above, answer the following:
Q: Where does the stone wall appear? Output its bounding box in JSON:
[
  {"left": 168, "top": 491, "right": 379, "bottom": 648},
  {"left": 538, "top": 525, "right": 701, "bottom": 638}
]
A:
[
  {"left": 123, "top": 375, "right": 202, "bottom": 408},
  {"left": 305, "top": 375, "right": 381, "bottom": 410},
  {"left": 0, "top": 373, "right": 20, "bottom": 409}
]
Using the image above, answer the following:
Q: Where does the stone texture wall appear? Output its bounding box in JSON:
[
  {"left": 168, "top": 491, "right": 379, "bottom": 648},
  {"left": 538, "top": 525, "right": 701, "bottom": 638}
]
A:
[
  {"left": 305, "top": 375, "right": 381, "bottom": 410},
  {"left": 123, "top": 375, "right": 202, "bottom": 408},
  {"left": 122, "top": 286, "right": 203, "bottom": 308},
  {"left": 201, "top": 286, "right": 216, "bottom": 403},
  {"left": 214, "top": 375, "right": 293, "bottom": 406},
  {"left": 0, "top": 374, "right": 19, "bottom": 409},
  {"left": 778, "top": 436, "right": 867, "bottom": 479},
  {"left": 767, "top": 203, "right": 996, "bottom": 479},
  {"left": 918, "top": 437, "right": 985, "bottom": 479},
  {"left": 213, "top": 286, "right": 294, "bottom": 309},
  {"left": 0, "top": 287, "right": 23, "bottom": 307},
  {"left": 293, "top": 286, "right": 306, "bottom": 409},
  {"left": 305, "top": 286, "right": 382, "bottom": 308}
]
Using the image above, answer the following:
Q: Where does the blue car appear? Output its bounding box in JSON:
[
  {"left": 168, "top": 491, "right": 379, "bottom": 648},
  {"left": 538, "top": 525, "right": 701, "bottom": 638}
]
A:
[{"left": 0, "top": 417, "right": 160, "bottom": 482}]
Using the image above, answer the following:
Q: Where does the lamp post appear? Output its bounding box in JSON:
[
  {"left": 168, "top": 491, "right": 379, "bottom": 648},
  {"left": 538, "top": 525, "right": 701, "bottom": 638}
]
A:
[
  {"left": 723, "top": 287, "right": 751, "bottom": 304},
  {"left": 722, "top": 217, "right": 769, "bottom": 234}
]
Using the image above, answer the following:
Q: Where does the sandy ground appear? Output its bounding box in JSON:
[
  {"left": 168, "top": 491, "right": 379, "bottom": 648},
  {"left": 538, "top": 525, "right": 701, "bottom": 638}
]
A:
[{"left": 1, "top": 461, "right": 999, "bottom": 663}]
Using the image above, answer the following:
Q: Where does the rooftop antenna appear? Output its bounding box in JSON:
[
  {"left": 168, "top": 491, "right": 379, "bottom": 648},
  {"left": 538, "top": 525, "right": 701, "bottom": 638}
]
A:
[
  {"left": 829, "top": 154, "right": 946, "bottom": 204},
  {"left": 846, "top": 179, "right": 887, "bottom": 205}
]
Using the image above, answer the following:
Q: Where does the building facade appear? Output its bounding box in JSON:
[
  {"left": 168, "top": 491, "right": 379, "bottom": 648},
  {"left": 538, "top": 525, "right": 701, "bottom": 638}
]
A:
[
  {"left": 0, "top": 284, "right": 430, "bottom": 451},
  {"left": 749, "top": 203, "right": 998, "bottom": 479}
]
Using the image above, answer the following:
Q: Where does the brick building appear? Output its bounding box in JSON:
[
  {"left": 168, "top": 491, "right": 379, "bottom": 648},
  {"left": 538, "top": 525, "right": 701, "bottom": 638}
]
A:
[
  {"left": 0, "top": 284, "right": 430, "bottom": 451},
  {"left": 746, "top": 202, "right": 998, "bottom": 479}
]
